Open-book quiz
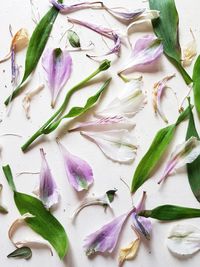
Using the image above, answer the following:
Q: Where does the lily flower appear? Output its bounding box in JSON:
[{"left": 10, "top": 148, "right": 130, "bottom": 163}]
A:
[
  {"left": 57, "top": 140, "right": 94, "bottom": 191},
  {"left": 158, "top": 137, "right": 200, "bottom": 184},
  {"left": 118, "top": 35, "right": 163, "bottom": 77},
  {"left": 38, "top": 149, "right": 59, "bottom": 209},
  {"left": 42, "top": 48, "right": 72, "bottom": 108}
]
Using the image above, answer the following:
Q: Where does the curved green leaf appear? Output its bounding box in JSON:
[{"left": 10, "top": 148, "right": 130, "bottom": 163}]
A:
[
  {"left": 7, "top": 247, "right": 32, "bottom": 260},
  {"left": 149, "top": 0, "right": 192, "bottom": 85},
  {"left": 139, "top": 205, "right": 200, "bottom": 220},
  {"left": 4, "top": 6, "right": 59, "bottom": 105},
  {"left": 131, "top": 106, "right": 191, "bottom": 193},
  {"left": 186, "top": 99, "right": 200, "bottom": 202},
  {"left": 3, "top": 165, "right": 68, "bottom": 259},
  {"left": 193, "top": 55, "right": 200, "bottom": 115}
]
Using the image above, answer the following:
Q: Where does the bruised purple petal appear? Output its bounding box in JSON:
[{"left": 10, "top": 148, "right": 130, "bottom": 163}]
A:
[
  {"left": 39, "top": 149, "right": 59, "bottom": 209},
  {"left": 118, "top": 35, "right": 163, "bottom": 75},
  {"left": 84, "top": 211, "right": 131, "bottom": 255},
  {"left": 42, "top": 48, "right": 72, "bottom": 108},
  {"left": 51, "top": 0, "right": 103, "bottom": 13},
  {"left": 57, "top": 140, "right": 94, "bottom": 191},
  {"left": 132, "top": 213, "right": 152, "bottom": 240}
]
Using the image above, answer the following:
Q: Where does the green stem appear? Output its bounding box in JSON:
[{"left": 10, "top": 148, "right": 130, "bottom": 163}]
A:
[{"left": 21, "top": 60, "right": 110, "bottom": 152}]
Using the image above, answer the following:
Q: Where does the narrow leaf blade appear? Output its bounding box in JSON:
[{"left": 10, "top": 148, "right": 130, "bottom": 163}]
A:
[{"left": 193, "top": 55, "right": 200, "bottom": 115}]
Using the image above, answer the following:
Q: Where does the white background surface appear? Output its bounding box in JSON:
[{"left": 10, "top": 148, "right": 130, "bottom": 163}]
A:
[{"left": 0, "top": 0, "right": 200, "bottom": 266}]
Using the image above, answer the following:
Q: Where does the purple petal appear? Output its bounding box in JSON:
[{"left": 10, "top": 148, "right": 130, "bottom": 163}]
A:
[
  {"left": 42, "top": 48, "right": 72, "bottom": 107},
  {"left": 135, "top": 191, "right": 147, "bottom": 213},
  {"left": 39, "top": 148, "right": 59, "bottom": 209},
  {"left": 57, "top": 141, "right": 94, "bottom": 191},
  {"left": 84, "top": 211, "right": 130, "bottom": 255},
  {"left": 105, "top": 7, "right": 145, "bottom": 21},
  {"left": 68, "top": 115, "right": 135, "bottom": 132},
  {"left": 50, "top": 1, "right": 103, "bottom": 13},
  {"left": 132, "top": 213, "right": 152, "bottom": 240}
]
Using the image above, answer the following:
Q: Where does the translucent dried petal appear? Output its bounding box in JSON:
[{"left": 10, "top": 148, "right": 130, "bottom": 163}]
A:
[
  {"left": 81, "top": 130, "right": 137, "bottom": 163},
  {"left": 158, "top": 137, "right": 200, "bottom": 184},
  {"left": 57, "top": 141, "right": 94, "bottom": 191},
  {"left": 38, "top": 149, "right": 59, "bottom": 209},
  {"left": 167, "top": 224, "right": 200, "bottom": 256},
  {"left": 118, "top": 35, "right": 163, "bottom": 76},
  {"left": 42, "top": 48, "right": 72, "bottom": 107},
  {"left": 118, "top": 237, "right": 140, "bottom": 266},
  {"left": 152, "top": 74, "right": 175, "bottom": 123},
  {"left": 84, "top": 211, "right": 131, "bottom": 255},
  {"left": 96, "top": 79, "right": 146, "bottom": 118}
]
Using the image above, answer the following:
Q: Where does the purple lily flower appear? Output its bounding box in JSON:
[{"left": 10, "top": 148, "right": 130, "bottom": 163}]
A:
[
  {"left": 42, "top": 48, "right": 72, "bottom": 108},
  {"left": 39, "top": 149, "right": 59, "bottom": 209},
  {"left": 132, "top": 191, "right": 152, "bottom": 240},
  {"left": 57, "top": 140, "right": 94, "bottom": 191},
  {"left": 67, "top": 17, "right": 122, "bottom": 57},
  {"left": 83, "top": 210, "right": 133, "bottom": 255}
]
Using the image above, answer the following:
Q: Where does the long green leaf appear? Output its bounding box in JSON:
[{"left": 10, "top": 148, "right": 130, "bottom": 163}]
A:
[
  {"left": 149, "top": 0, "right": 192, "bottom": 85},
  {"left": 193, "top": 55, "right": 200, "bottom": 115},
  {"left": 186, "top": 99, "right": 200, "bottom": 202},
  {"left": 7, "top": 247, "right": 32, "bottom": 260},
  {"left": 131, "top": 106, "right": 191, "bottom": 193},
  {"left": 4, "top": 6, "right": 60, "bottom": 105},
  {"left": 3, "top": 165, "right": 68, "bottom": 259},
  {"left": 139, "top": 205, "right": 200, "bottom": 220},
  {"left": 43, "top": 78, "right": 111, "bottom": 134}
]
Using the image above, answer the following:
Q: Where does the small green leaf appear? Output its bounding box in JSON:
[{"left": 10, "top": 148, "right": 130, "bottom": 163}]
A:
[
  {"left": 149, "top": 0, "right": 192, "bottom": 85},
  {"left": 192, "top": 55, "right": 200, "bottom": 115},
  {"left": 131, "top": 106, "right": 191, "bottom": 193},
  {"left": 139, "top": 205, "right": 200, "bottom": 220},
  {"left": 4, "top": 6, "right": 59, "bottom": 105},
  {"left": 186, "top": 99, "right": 200, "bottom": 202},
  {"left": 106, "top": 189, "right": 117, "bottom": 203},
  {"left": 3, "top": 165, "right": 69, "bottom": 259},
  {"left": 7, "top": 247, "right": 32, "bottom": 260},
  {"left": 67, "top": 30, "right": 81, "bottom": 48}
]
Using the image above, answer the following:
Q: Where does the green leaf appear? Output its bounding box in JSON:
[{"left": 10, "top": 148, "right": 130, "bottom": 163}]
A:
[
  {"left": 4, "top": 6, "right": 59, "bottom": 105},
  {"left": 149, "top": 0, "right": 192, "bottom": 85},
  {"left": 139, "top": 205, "right": 200, "bottom": 220},
  {"left": 2, "top": 165, "right": 16, "bottom": 191},
  {"left": 106, "top": 189, "right": 117, "bottom": 203},
  {"left": 67, "top": 30, "right": 81, "bottom": 48},
  {"left": 42, "top": 78, "right": 111, "bottom": 134},
  {"left": 131, "top": 106, "right": 191, "bottom": 193},
  {"left": 186, "top": 99, "right": 200, "bottom": 202},
  {"left": 7, "top": 247, "right": 32, "bottom": 260},
  {"left": 3, "top": 165, "right": 69, "bottom": 259},
  {"left": 193, "top": 55, "right": 200, "bottom": 115}
]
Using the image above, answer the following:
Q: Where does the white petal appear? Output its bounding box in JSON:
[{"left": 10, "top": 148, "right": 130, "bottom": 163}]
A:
[
  {"left": 167, "top": 224, "right": 200, "bottom": 256},
  {"left": 96, "top": 79, "right": 146, "bottom": 118},
  {"left": 81, "top": 130, "right": 137, "bottom": 163}
]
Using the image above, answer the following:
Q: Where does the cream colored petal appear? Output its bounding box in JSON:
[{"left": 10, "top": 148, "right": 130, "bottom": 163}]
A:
[{"left": 118, "top": 237, "right": 140, "bottom": 266}]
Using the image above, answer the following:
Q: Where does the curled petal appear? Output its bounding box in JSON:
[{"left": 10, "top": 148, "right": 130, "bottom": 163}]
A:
[
  {"left": 68, "top": 116, "right": 135, "bottom": 132},
  {"left": 158, "top": 137, "right": 200, "bottom": 184},
  {"left": 118, "top": 237, "right": 140, "bottom": 266},
  {"left": 84, "top": 210, "right": 132, "bottom": 255},
  {"left": 182, "top": 29, "right": 197, "bottom": 67},
  {"left": 118, "top": 35, "right": 163, "bottom": 76},
  {"left": 132, "top": 213, "right": 152, "bottom": 240},
  {"left": 42, "top": 48, "right": 72, "bottom": 107},
  {"left": 152, "top": 74, "right": 176, "bottom": 123},
  {"left": 38, "top": 149, "right": 59, "bottom": 209},
  {"left": 96, "top": 79, "right": 146, "bottom": 118},
  {"left": 81, "top": 130, "right": 137, "bottom": 163},
  {"left": 57, "top": 141, "right": 94, "bottom": 191},
  {"left": 105, "top": 7, "right": 145, "bottom": 21},
  {"left": 167, "top": 224, "right": 200, "bottom": 256}
]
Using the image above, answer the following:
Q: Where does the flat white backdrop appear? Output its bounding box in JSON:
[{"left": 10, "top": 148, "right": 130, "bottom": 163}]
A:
[{"left": 0, "top": 0, "right": 200, "bottom": 266}]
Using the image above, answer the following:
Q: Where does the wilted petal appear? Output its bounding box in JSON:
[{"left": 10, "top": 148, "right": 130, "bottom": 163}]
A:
[
  {"left": 84, "top": 211, "right": 130, "bottom": 255},
  {"left": 152, "top": 74, "right": 176, "bottom": 123},
  {"left": 182, "top": 29, "right": 197, "bottom": 67},
  {"left": 96, "top": 79, "right": 146, "bottom": 118},
  {"left": 39, "top": 149, "right": 59, "bottom": 209},
  {"left": 118, "top": 237, "right": 140, "bottom": 266},
  {"left": 42, "top": 48, "right": 72, "bottom": 107},
  {"left": 118, "top": 35, "right": 163, "bottom": 75},
  {"left": 57, "top": 141, "right": 94, "bottom": 191},
  {"left": 105, "top": 7, "right": 145, "bottom": 21},
  {"left": 81, "top": 130, "right": 137, "bottom": 163},
  {"left": 69, "top": 116, "right": 135, "bottom": 132},
  {"left": 167, "top": 224, "right": 200, "bottom": 256},
  {"left": 158, "top": 137, "right": 200, "bottom": 184}
]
